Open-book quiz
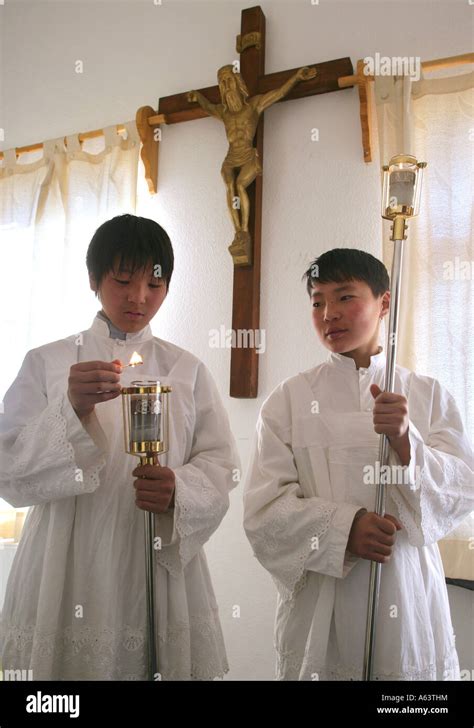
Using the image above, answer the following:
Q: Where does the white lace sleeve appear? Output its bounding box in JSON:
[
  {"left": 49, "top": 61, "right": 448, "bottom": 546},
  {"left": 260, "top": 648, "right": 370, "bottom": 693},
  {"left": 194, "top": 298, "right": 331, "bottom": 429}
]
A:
[
  {"left": 243, "top": 389, "right": 362, "bottom": 603},
  {"left": 0, "top": 349, "right": 106, "bottom": 507},
  {"left": 154, "top": 362, "right": 240, "bottom": 576},
  {"left": 388, "top": 379, "right": 474, "bottom": 547}
]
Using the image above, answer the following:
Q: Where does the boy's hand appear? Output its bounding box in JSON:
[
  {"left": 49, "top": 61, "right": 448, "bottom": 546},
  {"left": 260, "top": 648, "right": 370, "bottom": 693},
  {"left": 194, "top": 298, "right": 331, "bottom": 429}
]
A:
[
  {"left": 347, "top": 509, "right": 402, "bottom": 563},
  {"left": 370, "top": 384, "right": 410, "bottom": 464},
  {"left": 132, "top": 459, "right": 176, "bottom": 514},
  {"left": 68, "top": 359, "right": 123, "bottom": 421}
]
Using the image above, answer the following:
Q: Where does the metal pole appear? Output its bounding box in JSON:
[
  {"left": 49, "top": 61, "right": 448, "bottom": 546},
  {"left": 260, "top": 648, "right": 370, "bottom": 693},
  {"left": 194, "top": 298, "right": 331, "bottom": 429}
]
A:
[
  {"left": 123, "top": 383, "right": 172, "bottom": 681},
  {"left": 362, "top": 235, "right": 405, "bottom": 681},
  {"left": 142, "top": 455, "right": 158, "bottom": 681}
]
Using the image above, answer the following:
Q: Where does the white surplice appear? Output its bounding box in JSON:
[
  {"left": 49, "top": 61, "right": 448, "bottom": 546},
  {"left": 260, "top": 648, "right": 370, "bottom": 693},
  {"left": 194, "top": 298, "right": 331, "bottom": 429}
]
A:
[
  {"left": 243, "top": 348, "right": 473, "bottom": 681},
  {"left": 0, "top": 315, "right": 240, "bottom": 680}
]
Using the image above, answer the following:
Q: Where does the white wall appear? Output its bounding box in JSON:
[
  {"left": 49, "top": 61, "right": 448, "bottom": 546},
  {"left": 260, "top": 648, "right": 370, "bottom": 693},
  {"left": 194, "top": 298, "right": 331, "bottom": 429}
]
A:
[{"left": 2, "top": 0, "right": 472, "bottom": 680}]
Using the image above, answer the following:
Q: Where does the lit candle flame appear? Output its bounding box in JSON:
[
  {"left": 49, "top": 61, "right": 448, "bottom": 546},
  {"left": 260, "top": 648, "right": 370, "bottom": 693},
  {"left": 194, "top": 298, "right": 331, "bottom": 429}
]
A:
[{"left": 128, "top": 351, "right": 143, "bottom": 368}]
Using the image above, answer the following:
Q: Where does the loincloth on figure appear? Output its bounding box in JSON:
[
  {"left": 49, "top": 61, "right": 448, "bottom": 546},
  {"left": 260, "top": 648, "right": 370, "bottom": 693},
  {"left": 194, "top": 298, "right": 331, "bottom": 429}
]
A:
[{"left": 221, "top": 145, "right": 262, "bottom": 174}]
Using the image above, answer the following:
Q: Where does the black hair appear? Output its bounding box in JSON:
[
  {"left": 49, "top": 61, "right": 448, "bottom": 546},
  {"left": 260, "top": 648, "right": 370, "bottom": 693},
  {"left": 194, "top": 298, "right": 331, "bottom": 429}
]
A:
[
  {"left": 86, "top": 214, "right": 174, "bottom": 295},
  {"left": 303, "top": 248, "right": 389, "bottom": 298}
]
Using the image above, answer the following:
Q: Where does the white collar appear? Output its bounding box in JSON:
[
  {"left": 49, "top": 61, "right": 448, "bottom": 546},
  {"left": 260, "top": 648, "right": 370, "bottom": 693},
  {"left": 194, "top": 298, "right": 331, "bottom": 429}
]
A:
[
  {"left": 89, "top": 314, "right": 154, "bottom": 343},
  {"left": 327, "top": 346, "right": 386, "bottom": 372}
]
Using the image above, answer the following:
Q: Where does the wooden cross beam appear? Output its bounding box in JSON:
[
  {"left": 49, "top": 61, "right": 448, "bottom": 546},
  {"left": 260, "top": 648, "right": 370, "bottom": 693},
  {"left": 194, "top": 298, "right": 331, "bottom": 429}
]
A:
[{"left": 137, "top": 5, "right": 353, "bottom": 398}]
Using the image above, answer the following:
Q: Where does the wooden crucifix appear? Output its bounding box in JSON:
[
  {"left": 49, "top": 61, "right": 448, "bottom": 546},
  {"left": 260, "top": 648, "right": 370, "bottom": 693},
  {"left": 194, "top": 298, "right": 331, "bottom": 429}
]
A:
[{"left": 136, "top": 5, "right": 353, "bottom": 398}]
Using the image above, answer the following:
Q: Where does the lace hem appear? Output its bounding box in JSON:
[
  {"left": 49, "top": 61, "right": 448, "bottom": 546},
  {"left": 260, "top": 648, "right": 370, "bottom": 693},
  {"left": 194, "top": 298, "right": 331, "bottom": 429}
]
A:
[
  {"left": 0, "top": 611, "right": 228, "bottom": 681},
  {"left": 275, "top": 647, "right": 461, "bottom": 681}
]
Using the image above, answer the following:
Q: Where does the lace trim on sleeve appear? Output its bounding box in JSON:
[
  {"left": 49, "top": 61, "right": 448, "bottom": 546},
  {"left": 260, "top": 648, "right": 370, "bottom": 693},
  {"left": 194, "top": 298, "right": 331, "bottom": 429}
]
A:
[
  {"left": 389, "top": 456, "right": 463, "bottom": 547},
  {"left": 154, "top": 467, "right": 228, "bottom": 576},
  {"left": 248, "top": 496, "right": 337, "bottom": 604},
  {"left": 9, "top": 396, "right": 105, "bottom": 505}
]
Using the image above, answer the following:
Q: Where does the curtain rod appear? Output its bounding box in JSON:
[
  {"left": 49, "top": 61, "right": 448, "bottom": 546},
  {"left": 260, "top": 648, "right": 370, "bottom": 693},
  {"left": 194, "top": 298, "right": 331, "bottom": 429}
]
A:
[
  {"left": 1, "top": 52, "right": 472, "bottom": 161},
  {"left": 0, "top": 123, "right": 131, "bottom": 161},
  {"left": 338, "top": 52, "right": 473, "bottom": 88}
]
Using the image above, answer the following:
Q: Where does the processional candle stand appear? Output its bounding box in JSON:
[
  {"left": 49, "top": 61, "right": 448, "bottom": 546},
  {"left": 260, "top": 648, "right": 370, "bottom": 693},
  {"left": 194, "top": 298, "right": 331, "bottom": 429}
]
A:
[
  {"left": 363, "top": 154, "right": 427, "bottom": 681},
  {"left": 122, "top": 375, "right": 172, "bottom": 681}
]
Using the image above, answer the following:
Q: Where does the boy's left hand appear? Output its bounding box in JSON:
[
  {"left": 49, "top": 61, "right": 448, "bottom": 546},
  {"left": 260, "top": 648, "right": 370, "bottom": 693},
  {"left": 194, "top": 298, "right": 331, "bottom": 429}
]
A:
[
  {"left": 370, "top": 384, "right": 410, "bottom": 465},
  {"left": 132, "top": 460, "right": 176, "bottom": 513}
]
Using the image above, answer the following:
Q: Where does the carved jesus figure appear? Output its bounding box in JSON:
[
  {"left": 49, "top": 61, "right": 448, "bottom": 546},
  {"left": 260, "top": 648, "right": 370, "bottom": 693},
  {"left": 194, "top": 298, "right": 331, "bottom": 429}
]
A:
[{"left": 188, "top": 64, "right": 317, "bottom": 266}]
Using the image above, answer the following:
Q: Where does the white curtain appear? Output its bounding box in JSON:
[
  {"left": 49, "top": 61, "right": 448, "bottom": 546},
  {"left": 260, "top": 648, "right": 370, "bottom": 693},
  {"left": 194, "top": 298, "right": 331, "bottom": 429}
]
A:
[
  {"left": 0, "top": 120, "right": 141, "bottom": 547},
  {"left": 374, "top": 69, "right": 474, "bottom": 580}
]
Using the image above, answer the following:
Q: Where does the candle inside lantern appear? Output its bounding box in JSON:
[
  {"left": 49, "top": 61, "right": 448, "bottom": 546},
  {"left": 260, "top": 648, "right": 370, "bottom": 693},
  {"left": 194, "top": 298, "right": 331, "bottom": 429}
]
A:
[
  {"left": 122, "top": 380, "right": 171, "bottom": 460},
  {"left": 389, "top": 169, "right": 416, "bottom": 209},
  {"left": 130, "top": 381, "right": 162, "bottom": 444}
]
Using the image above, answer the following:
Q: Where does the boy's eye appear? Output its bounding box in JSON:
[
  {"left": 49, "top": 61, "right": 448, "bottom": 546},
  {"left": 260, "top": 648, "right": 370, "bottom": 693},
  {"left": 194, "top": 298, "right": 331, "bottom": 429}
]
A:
[
  {"left": 313, "top": 295, "right": 354, "bottom": 308},
  {"left": 114, "top": 278, "right": 163, "bottom": 289}
]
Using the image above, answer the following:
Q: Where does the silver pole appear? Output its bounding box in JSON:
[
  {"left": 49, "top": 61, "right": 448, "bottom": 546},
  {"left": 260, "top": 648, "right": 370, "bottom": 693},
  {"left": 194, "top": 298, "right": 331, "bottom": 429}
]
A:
[
  {"left": 123, "top": 383, "right": 171, "bottom": 682},
  {"left": 362, "top": 237, "right": 405, "bottom": 681},
  {"left": 140, "top": 455, "right": 158, "bottom": 681},
  {"left": 143, "top": 459, "right": 158, "bottom": 681}
]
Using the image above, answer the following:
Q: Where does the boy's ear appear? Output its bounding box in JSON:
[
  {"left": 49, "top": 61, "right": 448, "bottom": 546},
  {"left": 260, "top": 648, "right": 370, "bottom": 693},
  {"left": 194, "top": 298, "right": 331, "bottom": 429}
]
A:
[{"left": 380, "top": 290, "right": 390, "bottom": 318}]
